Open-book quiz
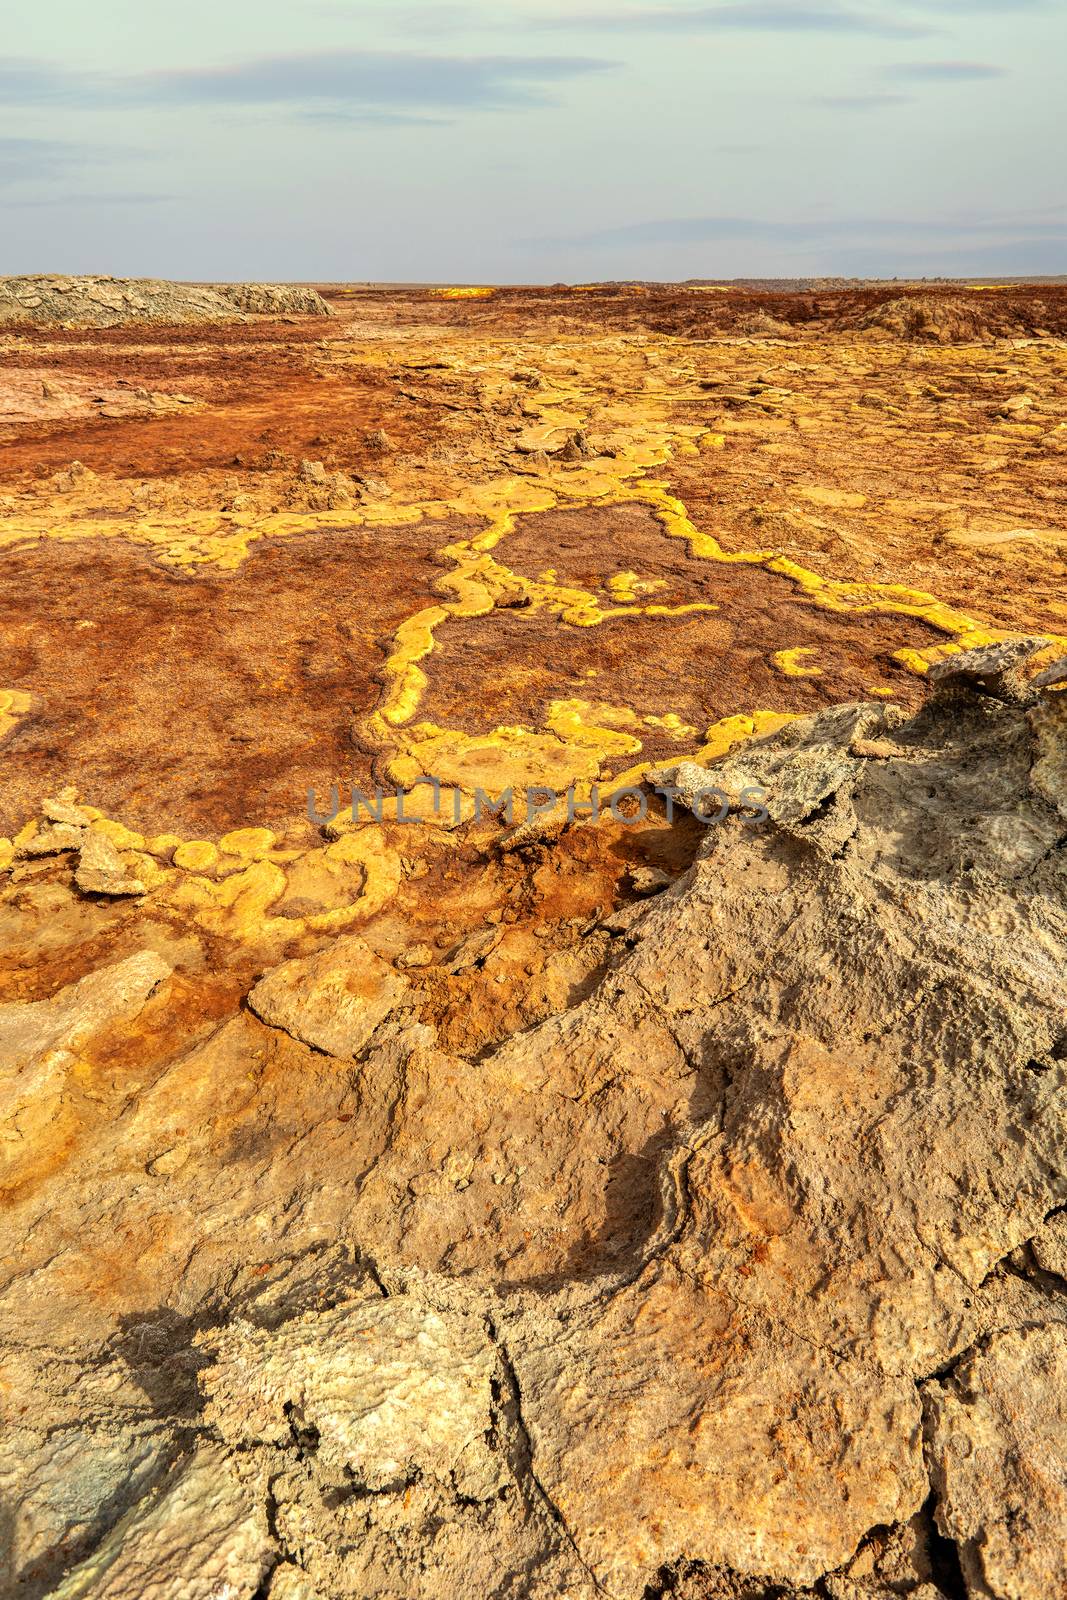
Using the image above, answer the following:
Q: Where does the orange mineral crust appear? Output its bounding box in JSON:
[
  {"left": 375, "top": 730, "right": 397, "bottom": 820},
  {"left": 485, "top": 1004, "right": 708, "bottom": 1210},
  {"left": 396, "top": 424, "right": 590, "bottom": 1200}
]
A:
[{"left": 1, "top": 278, "right": 1066, "bottom": 1600}]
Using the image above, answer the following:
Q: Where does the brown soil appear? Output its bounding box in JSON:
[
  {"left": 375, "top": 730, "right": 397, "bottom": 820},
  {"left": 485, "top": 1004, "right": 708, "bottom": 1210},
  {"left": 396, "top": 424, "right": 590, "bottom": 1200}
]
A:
[
  {"left": 2, "top": 281, "right": 1064, "bottom": 848},
  {"left": 0, "top": 331, "right": 428, "bottom": 480},
  {"left": 1, "top": 284, "right": 1066, "bottom": 1600},
  {"left": 420, "top": 530, "right": 938, "bottom": 776},
  {"left": 325, "top": 281, "right": 1067, "bottom": 341},
  {"left": 0, "top": 526, "right": 466, "bottom": 836}
]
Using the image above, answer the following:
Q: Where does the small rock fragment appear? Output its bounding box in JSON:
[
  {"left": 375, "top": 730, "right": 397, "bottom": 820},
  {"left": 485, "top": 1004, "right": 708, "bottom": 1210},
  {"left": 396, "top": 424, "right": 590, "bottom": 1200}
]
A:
[
  {"left": 1033, "top": 655, "right": 1067, "bottom": 691},
  {"left": 75, "top": 832, "right": 146, "bottom": 898},
  {"left": 396, "top": 943, "right": 434, "bottom": 970},
  {"left": 18, "top": 823, "right": 85, "bottom": 858},
  {"left": 51, "top": 461, "right": 94, "bottom": 494},
  {"left": 42, "top": 786, "right": 93, "bottom": 828},
  {"left": 556, "top": 430, "right": 595, "bottom": 463},
  {"left": 626, "top": 865, "right": 671, "bottom": 897},
  {"left": 849, "top": 736, "right": 905, "bottom": 760},
  {"left": 928, "top": 636, "right": 1048, "bottom": 702},
  {"left": 247, "top": 936, "right": 409, "bottom": 1057},
  {"left": 444, "top": 927, "right": 502, "bottom": 974}
]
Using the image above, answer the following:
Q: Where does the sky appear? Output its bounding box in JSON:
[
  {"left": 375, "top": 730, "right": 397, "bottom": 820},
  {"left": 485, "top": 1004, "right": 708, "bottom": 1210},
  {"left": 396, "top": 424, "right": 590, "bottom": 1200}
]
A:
[{"left": 2, "top": 0, "right": 1064, "bottom": 282}]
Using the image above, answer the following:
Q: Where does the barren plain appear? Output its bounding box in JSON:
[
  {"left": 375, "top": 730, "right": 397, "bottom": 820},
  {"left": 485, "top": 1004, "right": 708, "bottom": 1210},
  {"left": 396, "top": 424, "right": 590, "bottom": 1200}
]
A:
[{"left": 0, "top": 277, "right": 1066, "bottom": 1600}]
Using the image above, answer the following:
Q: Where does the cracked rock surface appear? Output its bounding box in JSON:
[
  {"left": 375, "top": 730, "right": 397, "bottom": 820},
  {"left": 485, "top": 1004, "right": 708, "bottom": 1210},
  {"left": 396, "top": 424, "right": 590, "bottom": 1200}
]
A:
[
  {"left": 0, "top": 276, "right": 334, "bottom": 327},
  {"left": 925, "top": 1323, "right": 1067, "bottom": 1600},
  {"left": 1, "top": 668, "right": 1065, "bottom": 1599}
]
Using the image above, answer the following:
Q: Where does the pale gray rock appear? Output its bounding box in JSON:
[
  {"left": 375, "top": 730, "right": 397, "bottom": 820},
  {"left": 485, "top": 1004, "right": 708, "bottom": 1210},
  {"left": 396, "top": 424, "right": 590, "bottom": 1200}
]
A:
[
  {"left": 214, "top": 284, "right": 334, "bottom": 317},
  {"left": 0, "top": 1425, "right": 169, "bottom": 1599},
  {"left": 649, "top": 757, "right": 734, "bottom": 817},
  {"left": 625, "top": 864, "right": 671, "bottom": 896},
  {"left": 511, "top": 1269, "right": 926, "bottom": 1593},
  {"left": 1031, "top": 1212, "right": 1067, "bottom": 1281},
  {"left": 1033, "top": 654, "right": 1067, "bottom": 690},
  {"left": 495, "top": 684, "right": 1067, "bottom": 1594},
  {"left": 927, "top": 635, "right": 1048, "bottom": 701},
  {"left": 246, "top": 936, "right": 410, "bottom": 1056},
  {"left": 267, "top": 1570, "right": 326, "bottom": 1600},
  {"left": 653, "top": 701, "right": 900, "bottom": 840},
  {"left": 75, "top": 831, "right": 146, "bottom": 897},
  {"left": 925, "top": 1324, "right": 1067, "bottom": 1600},
  {"left": 0, "top": 275, "right": 333, "bottom": 328},
  {"left": 0, "top": 952, "right": 171, "bottom": 1159},
  {"left": 1030, "top": 692, "right": 1067, "bottom": 820},
  {"left": 201, "top": 1297, "right": 503, "bottom": 1497},
  {"left": 44, "top": 1445, "right": 274, "bottom": 1599}
]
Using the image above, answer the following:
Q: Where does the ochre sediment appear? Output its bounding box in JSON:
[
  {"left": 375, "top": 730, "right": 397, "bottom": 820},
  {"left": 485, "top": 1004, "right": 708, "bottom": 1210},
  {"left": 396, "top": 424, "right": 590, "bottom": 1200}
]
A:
[
  {"left": 2, "top": 281, "right": 1067, "bottom": 1600},
  {"left": 4, "top": 284, "right": 1064, "bottom": 853}
]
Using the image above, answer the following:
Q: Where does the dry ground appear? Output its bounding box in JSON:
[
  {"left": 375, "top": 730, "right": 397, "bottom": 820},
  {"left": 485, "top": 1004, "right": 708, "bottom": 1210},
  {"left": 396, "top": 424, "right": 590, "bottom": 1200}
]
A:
[{"left": 1, "top": 282, "right": 1066, "bottom": 1600}]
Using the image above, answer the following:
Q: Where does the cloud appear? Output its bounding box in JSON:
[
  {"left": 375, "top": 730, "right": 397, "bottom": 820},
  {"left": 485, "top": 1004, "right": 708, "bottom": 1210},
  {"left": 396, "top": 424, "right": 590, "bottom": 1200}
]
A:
[
  {"left": 901, "top": 0, "right": 1046, "bottom": 10},
  {"left": 556, "top": 212, "right": 1067, "bottom": 248},
  {"left": 0, "top": 49, "right": 615, "bottom": 114},
  {"left": 536, "top": 3, "right": 932, "bottom": 36},
  {"left": 0, "top": 60, "right": 85, "bottom": 104},
  {"left": 813, "top": 92, "right": 914, "bottom": 108},
  {"left": 0, "top": 135, "right": 143, "bottom": 192},
  {"left": 344, "top": 3, "right": 484, "bottom": 32},
  {"left": 310, "top": 2, "right": 483, "bottom": 31},
  {"left": 562, "top": 215, "right": 818, "bottom": 246},
  {"left": 834, "top": 235, "right": 1067, "bottom": 276},
  {"left": 0, "top": 136, "right": 80, "bottom": 186},
  {"left": 3, "top": 191, "right": 174, "bottom": 208},
  {"left": 139, "top": 50, "right": 613, "bottom": 113},
  {"left": 295, "top": 109, "right": 453, "bottom": 127},
  {"left": 884, "top": 59, "right": 1008, "bottom": 78}
]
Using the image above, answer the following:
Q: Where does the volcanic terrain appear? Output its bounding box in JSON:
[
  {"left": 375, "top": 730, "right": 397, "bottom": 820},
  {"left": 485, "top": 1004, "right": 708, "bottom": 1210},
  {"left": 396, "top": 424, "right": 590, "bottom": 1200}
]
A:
[{"left": 1, "top": 278, "right": 1066, "bottom": 1600}]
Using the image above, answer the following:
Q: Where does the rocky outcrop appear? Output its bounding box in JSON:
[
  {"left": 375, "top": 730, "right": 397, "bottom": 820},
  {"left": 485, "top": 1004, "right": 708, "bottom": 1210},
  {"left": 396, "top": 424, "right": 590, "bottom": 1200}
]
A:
[
  {"left": 0, "top": 276, "right": 333, "bottom": 327},
  {"left": 0, "top": 952, "right": 171, "bottom": 1168},
  {"left": 44, "top": 1445, "right": 274, "bottom": 1600},
  {"left": 844, "top": 292, "right": 1051, "bottom": 343},
  {"left": 1, "top": 652, "right": 1065, "bottom": 1599},
  {"left": 214, "top": 283, "right": 334, "bottom": 317},
  {"left": 925, "top": 1324, "right": 1067, "bottom": 1600}
]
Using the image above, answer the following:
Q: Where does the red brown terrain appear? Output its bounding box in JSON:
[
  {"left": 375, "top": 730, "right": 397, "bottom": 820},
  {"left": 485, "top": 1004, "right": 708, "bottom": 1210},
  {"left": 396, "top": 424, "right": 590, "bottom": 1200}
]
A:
[{"left": 0, "top": 277, "right": 1065, "bottom": 1600}]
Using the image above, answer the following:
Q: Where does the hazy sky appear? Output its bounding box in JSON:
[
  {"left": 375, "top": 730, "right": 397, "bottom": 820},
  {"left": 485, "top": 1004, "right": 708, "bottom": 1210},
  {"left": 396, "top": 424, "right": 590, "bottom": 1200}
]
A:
[{"left": 2, "top": 0, "right": 1064, "bottom": 281}]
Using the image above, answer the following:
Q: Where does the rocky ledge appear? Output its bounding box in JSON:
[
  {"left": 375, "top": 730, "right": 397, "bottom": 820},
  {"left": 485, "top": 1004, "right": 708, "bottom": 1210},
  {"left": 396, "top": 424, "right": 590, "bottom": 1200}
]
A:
[{"left": 1, "top": 644, "right": 1065, "bottom": 1600}]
